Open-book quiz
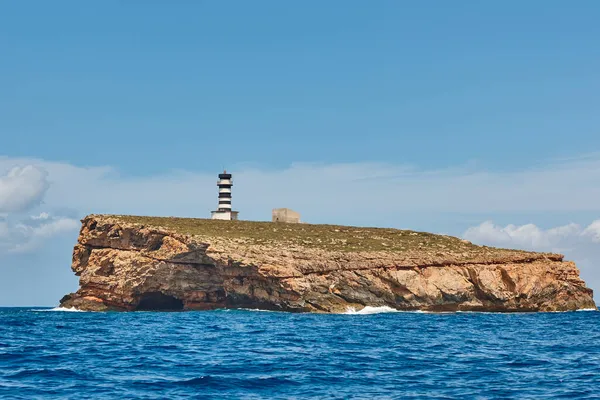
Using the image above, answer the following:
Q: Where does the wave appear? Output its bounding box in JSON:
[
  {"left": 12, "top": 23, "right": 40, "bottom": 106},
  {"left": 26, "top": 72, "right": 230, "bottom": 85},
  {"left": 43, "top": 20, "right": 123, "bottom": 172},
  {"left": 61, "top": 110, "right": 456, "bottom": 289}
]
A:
[
  {"left": 345, "top": 307, "right": 600, "bottom": 315},
  {"left": 343, "top": 306, "right": 401, "bottom": 315},
  {"left": 210, "top": 308, "right": 281, "bottom": 313},
  {"left": 8, "top": 368, "right": 83, "bottom": 379},
  {"left": 132, "top": 375, "right": 297, "bottom": 390},
  {"left": 343, "top": 307, "right": 493, "bottom": 315},
  {"left": 32, "top": 307, "right": 85, "bottom": 312}
]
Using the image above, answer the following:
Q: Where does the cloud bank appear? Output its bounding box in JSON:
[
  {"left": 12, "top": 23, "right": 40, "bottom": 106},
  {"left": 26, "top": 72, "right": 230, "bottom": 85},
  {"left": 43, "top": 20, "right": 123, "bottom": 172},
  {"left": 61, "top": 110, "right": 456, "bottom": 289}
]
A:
[
  {"left": 464, "top": 221, "right": 600, "bottom": 250},
  {"left": 0, "top": 165, "right": 78, "bottom": 255},
  {"left": 464, "top": 220, "right": 600, "bottom": 300},
  {"left": 2, "top": 154, "right": 600, "bottom": 223},
  {"left": 0, "top": 165, "right": 49, "bottom": 213},
  {"left": 0, "top": 214, "right": 79, "bottom": 255}
]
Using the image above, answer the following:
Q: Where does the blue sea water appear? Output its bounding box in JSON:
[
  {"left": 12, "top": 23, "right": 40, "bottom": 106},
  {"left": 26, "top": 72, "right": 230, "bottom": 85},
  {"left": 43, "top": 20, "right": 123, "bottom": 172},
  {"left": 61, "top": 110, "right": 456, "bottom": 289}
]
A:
[{"left": 1, "top": 307, "right": 599, "bottom": 399}]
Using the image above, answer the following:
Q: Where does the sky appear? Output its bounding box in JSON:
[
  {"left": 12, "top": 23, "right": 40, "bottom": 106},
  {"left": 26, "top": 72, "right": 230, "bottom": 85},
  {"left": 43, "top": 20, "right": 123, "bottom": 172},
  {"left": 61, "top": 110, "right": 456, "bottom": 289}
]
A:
[{"left": 1, "top": 1, "right": 600, "bottom": 306}]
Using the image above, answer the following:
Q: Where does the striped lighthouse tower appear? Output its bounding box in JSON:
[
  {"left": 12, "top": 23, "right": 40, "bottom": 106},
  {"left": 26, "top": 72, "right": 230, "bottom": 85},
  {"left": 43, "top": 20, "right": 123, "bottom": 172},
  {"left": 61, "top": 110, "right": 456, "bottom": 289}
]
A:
[{"left": 211, "top": 170, "right": 239, "bottom": 220}]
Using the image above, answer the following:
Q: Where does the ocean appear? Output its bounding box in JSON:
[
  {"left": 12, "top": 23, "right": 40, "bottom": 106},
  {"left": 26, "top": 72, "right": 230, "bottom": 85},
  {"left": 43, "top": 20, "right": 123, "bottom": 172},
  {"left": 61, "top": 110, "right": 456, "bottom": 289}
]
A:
[{"left": 1, "top": 307, "right": 599, "bottom": 399}]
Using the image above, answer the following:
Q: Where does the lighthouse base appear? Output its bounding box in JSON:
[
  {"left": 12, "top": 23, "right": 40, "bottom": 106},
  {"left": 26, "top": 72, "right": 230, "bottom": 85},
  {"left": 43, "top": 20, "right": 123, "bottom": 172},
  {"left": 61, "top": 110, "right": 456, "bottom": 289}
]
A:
[{"left": 211, "top": 210, "right": 239, "bottom": 221}]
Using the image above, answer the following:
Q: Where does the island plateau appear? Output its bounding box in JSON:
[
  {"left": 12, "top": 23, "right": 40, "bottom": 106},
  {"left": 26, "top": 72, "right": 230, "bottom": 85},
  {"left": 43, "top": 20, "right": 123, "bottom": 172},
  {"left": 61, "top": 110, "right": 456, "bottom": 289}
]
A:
[{"left": 60, "top": 215, "right": 596, "bottom": 312}]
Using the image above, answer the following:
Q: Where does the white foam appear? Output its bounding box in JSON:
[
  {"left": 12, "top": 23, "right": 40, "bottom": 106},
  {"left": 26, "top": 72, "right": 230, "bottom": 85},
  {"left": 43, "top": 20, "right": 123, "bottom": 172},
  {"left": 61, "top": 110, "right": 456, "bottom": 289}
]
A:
[
  {"left": 576, "top": 308, "right": 598, "bottom": 312},
  {"left": 343, "top": 307, "right": 479, "bottom": 314},
  {"left": 343, "top": 306, "right": 401, "bottom": 315},
  {"left": 33, "top": 307, "right": 85, "bottom": 312}
]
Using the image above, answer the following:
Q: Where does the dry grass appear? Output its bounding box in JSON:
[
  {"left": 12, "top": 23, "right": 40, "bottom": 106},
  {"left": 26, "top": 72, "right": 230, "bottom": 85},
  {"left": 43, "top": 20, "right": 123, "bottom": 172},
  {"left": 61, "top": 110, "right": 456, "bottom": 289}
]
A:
[{"left": 103, "top": 215, "right": 528, "bottom": 256}]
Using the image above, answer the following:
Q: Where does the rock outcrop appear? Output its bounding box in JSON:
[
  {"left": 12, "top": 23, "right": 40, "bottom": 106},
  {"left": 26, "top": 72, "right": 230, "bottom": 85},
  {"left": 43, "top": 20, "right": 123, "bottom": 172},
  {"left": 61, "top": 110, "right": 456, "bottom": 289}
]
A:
[{"left": 60, "top": 215, "right": 596, "bottom": 312}]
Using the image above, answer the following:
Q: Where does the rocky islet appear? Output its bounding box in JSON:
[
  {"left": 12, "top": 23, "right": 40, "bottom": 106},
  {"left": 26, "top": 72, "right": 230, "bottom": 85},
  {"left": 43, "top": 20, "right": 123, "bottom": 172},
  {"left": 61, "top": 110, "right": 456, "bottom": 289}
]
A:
[{"left": 60, "top": 215, "right": 596, "bottom": 312}]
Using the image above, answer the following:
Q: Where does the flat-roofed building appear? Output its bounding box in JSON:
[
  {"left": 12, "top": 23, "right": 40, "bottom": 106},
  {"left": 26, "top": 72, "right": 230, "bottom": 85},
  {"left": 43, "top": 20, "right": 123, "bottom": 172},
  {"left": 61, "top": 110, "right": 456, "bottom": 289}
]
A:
[{"left": 272, "top": 208, "right": 300, "bottom": 223}]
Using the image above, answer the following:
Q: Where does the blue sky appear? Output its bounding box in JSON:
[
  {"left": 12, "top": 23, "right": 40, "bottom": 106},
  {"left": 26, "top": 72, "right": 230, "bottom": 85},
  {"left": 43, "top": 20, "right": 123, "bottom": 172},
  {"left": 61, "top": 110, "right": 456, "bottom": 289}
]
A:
[{"left": 1, "top": 1, "right": 600, "bottom": 306}]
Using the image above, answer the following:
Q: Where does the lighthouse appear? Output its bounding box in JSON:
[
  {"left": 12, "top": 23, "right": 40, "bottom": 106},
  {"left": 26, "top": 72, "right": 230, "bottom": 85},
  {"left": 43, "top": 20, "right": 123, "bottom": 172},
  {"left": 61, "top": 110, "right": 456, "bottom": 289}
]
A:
[{"left": 211, "top": 171, "right": 239, "bottom": 220}]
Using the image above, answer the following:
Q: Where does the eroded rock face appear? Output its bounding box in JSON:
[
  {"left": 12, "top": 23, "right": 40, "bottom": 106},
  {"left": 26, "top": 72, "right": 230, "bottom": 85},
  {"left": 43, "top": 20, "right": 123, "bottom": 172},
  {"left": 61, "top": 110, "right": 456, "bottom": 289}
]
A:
[{"left": 60, "top": 215, "right": 596, "bottom": 312}]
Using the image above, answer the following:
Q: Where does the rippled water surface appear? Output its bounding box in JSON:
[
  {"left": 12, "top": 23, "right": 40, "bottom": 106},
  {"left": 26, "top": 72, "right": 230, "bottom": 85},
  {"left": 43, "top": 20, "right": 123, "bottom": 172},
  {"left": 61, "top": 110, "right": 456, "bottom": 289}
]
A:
[{"left": 1, "top": 307, "right": 599, "bottom": 399}]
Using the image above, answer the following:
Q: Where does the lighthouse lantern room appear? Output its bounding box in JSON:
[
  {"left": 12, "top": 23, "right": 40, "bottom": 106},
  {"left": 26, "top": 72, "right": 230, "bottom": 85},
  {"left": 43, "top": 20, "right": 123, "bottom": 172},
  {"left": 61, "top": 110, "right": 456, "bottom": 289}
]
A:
[{"left": 211, "top": 171, "right": 239, "bottom": 220}]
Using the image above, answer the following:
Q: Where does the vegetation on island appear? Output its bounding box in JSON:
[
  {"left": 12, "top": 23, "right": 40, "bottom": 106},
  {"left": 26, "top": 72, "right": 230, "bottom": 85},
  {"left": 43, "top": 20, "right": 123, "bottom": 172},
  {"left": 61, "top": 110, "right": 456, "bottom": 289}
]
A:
[{"left": 106, "top": 215, "right": 539, "bottom": 257}]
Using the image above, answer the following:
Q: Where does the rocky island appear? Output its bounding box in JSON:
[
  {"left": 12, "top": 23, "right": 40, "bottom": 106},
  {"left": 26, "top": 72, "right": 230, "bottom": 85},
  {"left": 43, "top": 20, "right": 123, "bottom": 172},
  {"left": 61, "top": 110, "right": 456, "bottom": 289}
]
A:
[{"left": 60, "top": 215, "right": 596, "bottom": 312}]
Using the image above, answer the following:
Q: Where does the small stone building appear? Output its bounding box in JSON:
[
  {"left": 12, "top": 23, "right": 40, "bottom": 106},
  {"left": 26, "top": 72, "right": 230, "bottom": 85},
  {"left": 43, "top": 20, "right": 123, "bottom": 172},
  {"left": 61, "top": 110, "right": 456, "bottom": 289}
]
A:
[{"left": 272, "top": 208, "right": 301, "bottom": 223}]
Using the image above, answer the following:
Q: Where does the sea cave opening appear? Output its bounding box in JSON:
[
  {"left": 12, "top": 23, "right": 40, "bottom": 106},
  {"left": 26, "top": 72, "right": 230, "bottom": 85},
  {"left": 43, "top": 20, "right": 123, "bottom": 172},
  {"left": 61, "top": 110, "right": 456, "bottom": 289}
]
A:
[{"left": 135, "top": 292, "right": 184, "bottom": 311}]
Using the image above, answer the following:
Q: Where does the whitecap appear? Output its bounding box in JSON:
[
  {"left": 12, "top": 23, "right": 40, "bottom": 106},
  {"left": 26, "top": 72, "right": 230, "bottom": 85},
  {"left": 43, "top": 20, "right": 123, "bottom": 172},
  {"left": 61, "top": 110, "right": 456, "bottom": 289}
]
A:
[
  {"left": 32, "top": 307, "right": 85, "bottom": 312},
  {"left": 343, "top": 306, "right": 401, "bottom": 315},
  {"left": 576, "top": 308, "right": 598, "bottom": 312}
]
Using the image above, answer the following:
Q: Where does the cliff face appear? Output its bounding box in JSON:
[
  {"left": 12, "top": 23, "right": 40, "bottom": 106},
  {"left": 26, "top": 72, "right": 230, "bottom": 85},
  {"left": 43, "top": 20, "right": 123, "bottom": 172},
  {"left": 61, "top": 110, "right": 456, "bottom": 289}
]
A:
[{"left": 60, "top": 215, "right": 596, "bottom": 312}]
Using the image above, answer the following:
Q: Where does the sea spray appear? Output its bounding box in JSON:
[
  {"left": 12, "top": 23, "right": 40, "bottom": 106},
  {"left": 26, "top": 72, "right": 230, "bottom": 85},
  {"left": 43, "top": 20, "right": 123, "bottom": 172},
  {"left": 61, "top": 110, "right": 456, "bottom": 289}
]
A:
[
  {"left": 343, "top": 306, "right": 401, "bottom": 314},
  {"left": 33, "top": 307, "right": 85, "bottom": 312}
]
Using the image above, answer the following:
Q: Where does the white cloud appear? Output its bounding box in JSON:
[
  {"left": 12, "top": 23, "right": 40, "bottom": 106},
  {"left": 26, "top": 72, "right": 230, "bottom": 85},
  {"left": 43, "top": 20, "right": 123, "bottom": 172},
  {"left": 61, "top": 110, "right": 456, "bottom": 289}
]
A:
[
  {"left": 0, "top": 220, "right": 8, "bottom": 239},
  {"left": 15, "top": 217, "right": 80, "bottom": 239},
  {"left": 31, "top": 212, "right": 50, "bottom": 220},
  {"left": 0, "top": 214, "right": 79, "bottom": 255},
  {"left": 582, "top": 221, "right": 600, "bottom": 243},
  {"left": 2, "top": 154, "right": 600, "bottom": 224},
  {"left": 464, "top": 220, "right": 600, "bottom": 301},
  {"left": 0, "top": 165, "right": 49, "bottom": 213},
  {"left": 463, "top": 221, "right": 586, "bottom": 250},
  {"left": 0, "top": 164, "right": 74, "bottom": 255}
]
